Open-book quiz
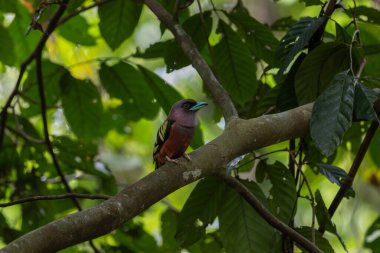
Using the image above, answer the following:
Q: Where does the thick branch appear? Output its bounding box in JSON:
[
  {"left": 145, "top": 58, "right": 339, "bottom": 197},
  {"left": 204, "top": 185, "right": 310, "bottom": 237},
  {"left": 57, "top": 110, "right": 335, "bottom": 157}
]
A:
[
  {"left": 144, "top": 0, "right": 238, "bottom": 121},
  {"left": 0, "top": 193, "right": 110, "bottom": 208},
  {"left": 218, "top": 174, "right": 322, "bottom": 253},
  {"left": 1, "top": 103, "right": 312, "bottom": 253}
]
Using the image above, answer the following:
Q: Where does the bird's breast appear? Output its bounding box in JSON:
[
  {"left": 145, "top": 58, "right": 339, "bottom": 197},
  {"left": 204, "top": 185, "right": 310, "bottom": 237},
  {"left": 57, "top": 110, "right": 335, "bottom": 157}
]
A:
[{"left": 162, "top": 124, "right": 195, "bottom": 159}]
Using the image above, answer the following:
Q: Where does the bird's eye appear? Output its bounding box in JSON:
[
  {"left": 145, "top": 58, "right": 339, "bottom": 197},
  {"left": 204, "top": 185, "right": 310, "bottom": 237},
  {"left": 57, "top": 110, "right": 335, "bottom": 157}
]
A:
[{"left": 183, "top": 103, "right": 190, "bottom": 109}]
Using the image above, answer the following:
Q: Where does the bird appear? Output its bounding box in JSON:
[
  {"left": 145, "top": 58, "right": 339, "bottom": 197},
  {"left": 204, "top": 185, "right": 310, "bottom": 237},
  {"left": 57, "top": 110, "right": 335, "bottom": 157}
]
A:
[{"left": 153, "top": 99, "right": 208, "bottom": 169}]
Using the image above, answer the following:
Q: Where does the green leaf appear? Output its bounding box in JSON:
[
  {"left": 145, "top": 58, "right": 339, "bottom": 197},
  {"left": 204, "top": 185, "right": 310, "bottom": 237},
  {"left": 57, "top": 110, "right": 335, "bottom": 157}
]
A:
[
  {"left": 354, "top": 84, "right": 379, "bottom": 121},
  {"left": 295, "top": 227, "right": 334, "bottom": 253},
  {"left": 277, "top": 53, "right": 305, "bottom": 111},
  {"left": 299, "top": 0, "right": 323, "bottom": 6},
  {"left": 355, "top": 6, "right": 380, "bottom": 25},
  {"left": 227, "top": 10, "right": 279, "bottom": 64},
  {"left": 219, "top": 180, "right": 275, "bottom": 253},
  {"left": 66, "top": 0, "right": 86, "bottom": 13},
  {"left": 98, "top": 0, "right": 142, "bottom": 50},
  {"left": 8, "top": 2, "right": 40, "bottom": 64},
  {"left": 61, "top": 73, "right": 104, "bottom": 140},
  {"left": 310, "top": 72, "right": 355, "bottom": 156},
  {"left": 276, "top": 17, "right": 325, "bottom": 76},
  {"left": 138, "top": 66, "right": 182, "bottom": 114},
  {"left": 161, "top": 209, "right": 181, "bottom": 252},
  {"left": 134, "top": 41, "right": 170, "bottom": 59},
  {"left": 22, "top": 60, "right": 67, "bottom": 116},
  {"left": 363, "top": 44, "right": 380, "bottom": 55},
  {"left": 364, "top": 216, "right": 380, "bottom": 252},
  {"left": 0, "top": 26, "right": 15, "bottom": 66},
  {"left": 314, "top": 163, "right": 348, "bottom": 188},
  {"left": 164, "top": 12, "right": 212, "bottom": 72},
  {"left": 176, "top": 177, "right": 226, "bottom": 246},
  {"left": 58, "top": 15, "right": 95, "bottom": 46},
  {"left": 295, "top": 42, "right": 353, "bottom": 105},
  {"left": 315, "top": 190, "right": 348, "bottom": 252},
  {"left": 335, "top": 23, "right": 351, "bottom": 44},
  {"left": 99, "top": 62, "right": 158, "bottom": 121},
  {"left": 213, "top": 20, "right": 257, "bottom": 106},
  {"left": 264, "top": 161, "right": 297, "bottom": 223}
]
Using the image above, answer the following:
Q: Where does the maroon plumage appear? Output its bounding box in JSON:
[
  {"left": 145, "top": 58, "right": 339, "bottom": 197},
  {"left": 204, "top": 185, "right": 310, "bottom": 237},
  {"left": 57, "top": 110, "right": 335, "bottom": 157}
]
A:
[{"left": 153, "top": 99, "right": 207, "bottom": 169}]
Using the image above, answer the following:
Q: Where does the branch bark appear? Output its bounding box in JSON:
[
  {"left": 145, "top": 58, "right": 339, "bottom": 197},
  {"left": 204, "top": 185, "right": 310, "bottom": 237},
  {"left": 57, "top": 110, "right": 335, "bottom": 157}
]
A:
[
  {"left": 1, "top": 103, "right": 313, "bottom": 253},
  {"left": 143, "top": 0, "right": 238, "bottom": 121}
]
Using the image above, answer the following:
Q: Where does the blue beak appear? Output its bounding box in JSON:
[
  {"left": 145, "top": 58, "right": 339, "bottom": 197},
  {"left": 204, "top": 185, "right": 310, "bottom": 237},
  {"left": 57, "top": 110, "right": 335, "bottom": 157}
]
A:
[{"left": 189, "top": 101, "right": 208, "bottom": 111}]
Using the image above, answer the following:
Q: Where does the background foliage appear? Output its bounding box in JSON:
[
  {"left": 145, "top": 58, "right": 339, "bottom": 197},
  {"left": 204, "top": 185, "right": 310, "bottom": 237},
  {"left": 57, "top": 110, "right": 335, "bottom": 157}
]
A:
[{"left": 0, "top": 0, "right": 380, "bottom": 252}]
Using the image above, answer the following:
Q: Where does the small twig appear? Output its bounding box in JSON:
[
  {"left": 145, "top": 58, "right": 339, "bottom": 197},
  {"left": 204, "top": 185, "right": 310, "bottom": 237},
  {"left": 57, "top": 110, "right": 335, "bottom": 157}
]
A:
[
  {"left": 218, "top": 173, "right": 323, "bottom": 253},
  {"left": 144, "top": 0, "right": 238, "bottom": 121},
  {"left": 6, "top": 126, "right": 45, "bottom": 144},
  {"left": 0, "top": 193, "right": 110, "bottom": 208}
]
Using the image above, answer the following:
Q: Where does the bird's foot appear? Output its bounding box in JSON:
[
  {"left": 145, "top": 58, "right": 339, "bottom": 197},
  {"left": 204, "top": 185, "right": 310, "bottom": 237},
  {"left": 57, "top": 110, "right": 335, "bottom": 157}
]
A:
[
  {"left": 166, "top": 156, "right": 179, "bottom": 164},
  {"left": 183, "top": 153, "right": 191, "bottom": 161}
]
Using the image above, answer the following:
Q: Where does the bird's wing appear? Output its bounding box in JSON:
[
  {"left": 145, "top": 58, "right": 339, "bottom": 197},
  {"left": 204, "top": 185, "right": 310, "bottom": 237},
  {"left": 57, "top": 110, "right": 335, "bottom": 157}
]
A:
[{"left": 153, "top": 118, "right": 174, "bottom": 161}]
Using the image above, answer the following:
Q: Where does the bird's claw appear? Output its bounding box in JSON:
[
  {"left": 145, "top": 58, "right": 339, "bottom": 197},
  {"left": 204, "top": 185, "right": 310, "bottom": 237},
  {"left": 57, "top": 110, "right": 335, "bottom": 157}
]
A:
[
  {"left": 183, "top": 153, "right": 191, "bottom": 161},
  {"left": 166, "top": 156, "right": 179, "bottom": 164}
]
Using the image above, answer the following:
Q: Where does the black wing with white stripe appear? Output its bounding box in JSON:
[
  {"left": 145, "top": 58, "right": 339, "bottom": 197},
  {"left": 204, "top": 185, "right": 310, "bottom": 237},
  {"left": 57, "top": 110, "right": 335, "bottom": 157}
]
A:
[{"left": 153, "top": 118, "right": 174, "bottom": 159}]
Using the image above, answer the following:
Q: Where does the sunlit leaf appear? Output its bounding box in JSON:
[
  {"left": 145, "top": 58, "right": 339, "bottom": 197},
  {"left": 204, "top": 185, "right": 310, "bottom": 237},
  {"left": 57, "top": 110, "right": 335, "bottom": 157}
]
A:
[
  {"left": 310, "top": 72, "right": 355, "bottom": 156},
  {"left": 58, "top": 15, "right": 95, "bottom": 46}
]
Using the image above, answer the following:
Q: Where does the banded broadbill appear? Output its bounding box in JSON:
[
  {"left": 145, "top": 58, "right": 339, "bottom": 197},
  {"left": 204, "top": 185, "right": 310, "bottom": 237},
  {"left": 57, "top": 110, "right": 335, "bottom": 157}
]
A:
[{"left": 153, "top": 99, "right": 208, "bottom": 169}]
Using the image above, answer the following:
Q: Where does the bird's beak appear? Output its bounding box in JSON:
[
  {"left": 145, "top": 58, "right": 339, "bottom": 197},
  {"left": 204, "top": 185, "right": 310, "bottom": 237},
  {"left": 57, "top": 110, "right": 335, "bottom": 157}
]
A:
[{"left": 189, "top": 101, "right": 208, "bottom": 111}]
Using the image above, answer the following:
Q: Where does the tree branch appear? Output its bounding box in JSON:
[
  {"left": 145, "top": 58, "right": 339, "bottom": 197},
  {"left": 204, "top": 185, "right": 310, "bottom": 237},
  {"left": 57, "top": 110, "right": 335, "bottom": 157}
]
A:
[
  {"left": 0, "top": 193, "right": 110, "bottom": 208},
  {"left": 217, "top": 173, "right": 322, "bottom": 253},
  {"left": 1, "top": 103, "right": 313, "bottom": 253},
  {"left": 143, "top": 0, "right": 238, "bottom": 121}
]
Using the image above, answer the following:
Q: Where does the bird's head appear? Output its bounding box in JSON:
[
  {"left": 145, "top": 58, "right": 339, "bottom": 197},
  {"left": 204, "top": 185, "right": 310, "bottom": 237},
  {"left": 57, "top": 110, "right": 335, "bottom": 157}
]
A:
[{"left": 169, "top": 99, "right": 208, "bottom": 126}]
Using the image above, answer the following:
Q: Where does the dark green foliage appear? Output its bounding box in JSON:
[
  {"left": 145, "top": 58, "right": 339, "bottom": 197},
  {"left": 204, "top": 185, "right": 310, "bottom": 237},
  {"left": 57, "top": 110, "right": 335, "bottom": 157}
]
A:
[
  {"left": 276, "top": 17, "right": 325, "bottom": 76},
  {"left": 58, "top": 15, "right": 96, "bottom": 46},
  {"left": 314, "top": 163, "right": 347, "bottom": 187},
  {"left": 353, "top": 84, "right": 379, "bottom": 121},
  {"left": 295, "top": 42, "right": 353, "bottom": 105},
  {"left": 0, "top": 26, "right": 15, "bottom": 66},
  {"left": 213, "top": 20, "right": 257, "bottom": 106},
  {"left": 219, "top": 180, "right": 275, "bottom": 253},
  {"left": 295, "top": 227, "right": 334, "bottom": 253},
  {"left": 61, "top": 73, "right": 104, "bottom": 140},
  {"left": 311, "top": 72, "right": 355, "bottom": 156},
  {"left": 98, "top": 0, "right": 143, "bottom": 50}
]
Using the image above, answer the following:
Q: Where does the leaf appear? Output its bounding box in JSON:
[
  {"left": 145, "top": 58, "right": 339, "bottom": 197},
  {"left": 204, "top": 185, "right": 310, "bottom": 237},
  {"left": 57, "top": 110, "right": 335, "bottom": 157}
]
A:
[
  {"left": 295, "top": 227, "right": 334, "bottom": 253},
  {"left": 66, "top": 0, "right": 86, "bottom": 13},
  {"left": 354, "top": 83, "right": 379, "bottom": 121},
  {"left": 227, "top": 10, "right": 279, "bottom": 64},
  {"left": 300, "top": 0, "right": 323, "bottom": 6},
  {"left": 265, "top": 162, "right": 297, "bottom": 223},
  {"left": 335, "top": 23, "right": 351, "bottom": 44},
  {"left": 0, "top": 25, "right": 15, "bottom": 66},
  {"left": 58, "top": 15, "right": 95, "bottom": 46},
  {"left": 277, "top": 53, "right": 305, "bottom": 111},
  {"left": 310, "top": 72, "right": 355, "bottom": 156},
  {"left": 276, "top": 17, "right": 325, "bottom": 76},
  {"left": 164, "top": 12, "right": 212, "bottom": 72},
  {"left": 314, "top": 163, "right": 347, "bottom": 187},
  {"left": 355, "top": 6, "right": 380, "bottom": 25},
  {"left": 370, "top": 131, "right": 380, "bottom": 167},
  {"left": 98, "top": 0, "right": 142, "bottom": 50},
  {"left": 134, "top": 41, "right": 170, "bottom": 59},
  {"left": 295, "top": 42, "right": 353, "bottom": 105},
  {"left": 364, "top": 216, "right": 380, "bottom": 252},
  {"left": 315, "top": 190, "right": 348, "bottom": 252},
  {"left": 176, "top": 177, "right": 226, "bottom": 246},
  {"left": 8, "top": 2, "right": 40, "bottom": 64},
  {"left": 22, "top": 60, "right": 68, "bottom": 116},
  {"left": 213, "top": 20, "right": 257, "bottom": 106},
  {"left": 99, "top": 62, "right": 158, "bottom": 121},
  {"left": 219, "top": 180, "right": 275, "bottom": 253},
  {"left": 61, "top": 73, "right": 104, "bottom": 140},
  {"left": 138, "top": 66, "right": 182, "bottom": 115},
  {"left": 161, "top": 209, "right": 181, "bottom": 252}
]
